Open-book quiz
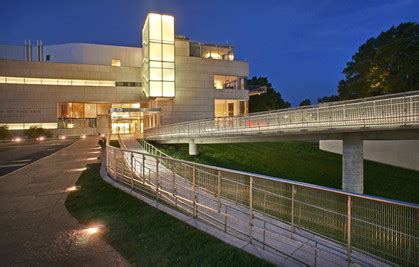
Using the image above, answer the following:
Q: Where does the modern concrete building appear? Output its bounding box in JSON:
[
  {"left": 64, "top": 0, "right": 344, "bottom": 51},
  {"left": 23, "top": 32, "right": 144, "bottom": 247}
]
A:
[{"left": 0, "top": 13, "right": 249, "bottom": 136}]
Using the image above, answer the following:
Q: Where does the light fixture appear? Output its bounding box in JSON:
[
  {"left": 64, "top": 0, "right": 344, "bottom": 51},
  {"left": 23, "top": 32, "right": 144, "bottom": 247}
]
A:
[
  {"left": 12, "top": 137, "right": 22, "bottom": 142},
  {"left": 65, "top": 185, "right": 80, "bottom": 192},
  {"left": 86, "top": 227, "right": 99, "bottom": 235},
  {"left": 59, "top": 135, "right": 66, "bottom": 140},
  {"left": 81, "top": 135, "right": 86, "bottom": 139}
]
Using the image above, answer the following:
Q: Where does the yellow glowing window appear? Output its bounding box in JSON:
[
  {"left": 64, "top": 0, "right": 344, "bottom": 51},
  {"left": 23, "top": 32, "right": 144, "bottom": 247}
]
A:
[
  {"left": 150, "top": 81, "right": 162, "bottom": 97},
  {"left": 149, "top": 13, "right": 162, "bottom": 41},
  {"left": 162, "top": 69, "right": 175, "bottom": 81},
  {"left": 86, "top": 80, "right": 100, "bottom": 86},
  {"left": 162, "top": 44, "right": 175, "bottom": 61},
  {"left": 72, "top": 80, "right": 85, "bottom": 86},
  {"left": 7, "top": 77, "right": 24, "bottom": 83},
  {"left": 150, "top": 68, "right": 162, "bottom": 80},
  {"left": 42, "top": 78, "right": 58, "bottom": 85},
  {"left": 0, "top": 76, "right": 5, "bottom": 83},
  {"left": 111, "top": 59, "right": 121, "bottom": 67},
  {"left": 162, "top": 15, "right": 174, "bottom": 42},
  {"left": 58, "top": 79, "right": 72, "bottom": 85},
  {"left": 24, "top": 78, "right": 42, "bottom": 84},
  {"left": 150, "top": 43, "right": 162, "bottom": 61}
]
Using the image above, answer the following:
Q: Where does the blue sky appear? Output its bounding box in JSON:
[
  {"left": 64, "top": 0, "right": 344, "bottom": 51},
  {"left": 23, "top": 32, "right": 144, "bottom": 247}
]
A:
[{"left": 1, "top": 0, "right": 418, "bottom": 105}]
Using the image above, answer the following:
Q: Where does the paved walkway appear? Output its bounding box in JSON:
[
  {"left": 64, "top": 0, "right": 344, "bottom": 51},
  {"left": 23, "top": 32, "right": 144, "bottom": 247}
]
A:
[
  {"left": 0, "top": 137, "right": 128, "bottom": 266},
  {"left": 115, "top": 137, "right": 388, "bottom": 267}
]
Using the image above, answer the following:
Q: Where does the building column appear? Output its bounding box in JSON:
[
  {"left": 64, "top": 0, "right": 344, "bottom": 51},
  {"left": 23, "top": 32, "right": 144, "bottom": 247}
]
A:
[
  {"left": 189, "top": 140, "right": 199, "bottom": 156},
  {"left": 342, "top": 134, "right": 364, "bottom": 194}
]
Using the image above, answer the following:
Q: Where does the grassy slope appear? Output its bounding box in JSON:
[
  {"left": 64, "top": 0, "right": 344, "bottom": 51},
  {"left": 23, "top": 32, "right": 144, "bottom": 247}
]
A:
[
  {"left": 153, "top": 141, "right": 419, "bottom": 204},
  {"left": 65, "top": 164, "right": 272, "bottom": 266}
]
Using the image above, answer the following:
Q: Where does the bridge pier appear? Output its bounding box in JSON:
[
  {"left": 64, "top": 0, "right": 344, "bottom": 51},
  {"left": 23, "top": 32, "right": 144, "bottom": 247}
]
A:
[
  {"left": 342, "top": 134, "right": 364, "bottom": 194},
  {"left": 189, "top": 141, "right": 199, "bottom": 156}
]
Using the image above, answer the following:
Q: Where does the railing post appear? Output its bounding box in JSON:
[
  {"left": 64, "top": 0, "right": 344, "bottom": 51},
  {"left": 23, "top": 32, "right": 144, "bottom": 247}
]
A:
[
  {"left": 106, "top": 146, "right": 109, "bottom": 174},
  {"left": 121, "top": 150, "right": 124, "bottom": 180},
  {"left": 291, "top": 185, "right": 296, "bottom": 239},
  {"left": 192, "top": 166, "right": 197, "bottom": 217},
  {"left": 347, "top": 196, "right": 352, "bottom": 266},
  {"left": 156, "top": 158, "right": 159, "bottom": 201},
  {"left": 217, "top": 170, "right": 221, "bottom": 212},
  {"left": 142, "top": 154, "right": 145, "bottom": 183},
  {"left": 224, "top": 205, "right": 228, "bottom": 233},
  {"left": 249, "top": 176, "right": 253, "bottom": 243},
  {"left": 172, "top": 162, "right": 177, "bottom": 207},
  {"left": 130, "top": 152, "right": 134, "bottom": 189}
]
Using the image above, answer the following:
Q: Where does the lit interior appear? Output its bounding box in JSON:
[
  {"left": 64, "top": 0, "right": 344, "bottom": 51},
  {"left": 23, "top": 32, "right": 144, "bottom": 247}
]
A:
[{"left": 142, "top": 13, "right": 175, "bottom": 98}]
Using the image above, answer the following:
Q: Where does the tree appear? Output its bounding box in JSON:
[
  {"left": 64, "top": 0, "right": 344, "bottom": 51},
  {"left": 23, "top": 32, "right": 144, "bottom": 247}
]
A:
[
  {"left": 248, "top": 77, "right": 290, "bottom": 113},
  {"left": 338, "top": 22, "right": 419, "bottom": 100},
  {"left": 317, "top": 95, "right": 340, "bottom": 104},
  {"left": 299, "top": 99, "right": 311, "bottom": 106},
  {"left": 0, "top": 125, "right": 10, "bottom": 140}
]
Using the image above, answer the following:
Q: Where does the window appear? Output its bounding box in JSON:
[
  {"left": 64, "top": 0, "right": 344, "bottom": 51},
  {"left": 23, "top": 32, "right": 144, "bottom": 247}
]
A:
[
  {"left": 214, "top": 75, "right": 244, "bottom": 90},
  {"left": 111, "top": 59, "right": 121, "bottom": 67},
  {"left": 46, "top": 55, "right": 50, "bottom": 61},
  {"left": 214, "top": 100, "right": 248, "bottom": 117}
]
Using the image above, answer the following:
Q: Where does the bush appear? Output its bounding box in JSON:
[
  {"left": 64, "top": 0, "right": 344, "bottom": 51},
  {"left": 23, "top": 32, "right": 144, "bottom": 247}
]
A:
[
  {"left": 0, "top": 125, "right": 10, "bottom": 140},
  {"left": 24, "top": 126, "right": 53, "bottom": 139}
]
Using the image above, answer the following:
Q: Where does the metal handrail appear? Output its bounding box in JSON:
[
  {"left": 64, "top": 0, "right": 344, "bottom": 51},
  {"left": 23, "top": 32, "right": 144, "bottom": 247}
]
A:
[
  {"left": 106, "top": 143, "right": 418, "bottom": 267},
  {"left": 144, "top": 91, "right": 419, "bottom": 140}
]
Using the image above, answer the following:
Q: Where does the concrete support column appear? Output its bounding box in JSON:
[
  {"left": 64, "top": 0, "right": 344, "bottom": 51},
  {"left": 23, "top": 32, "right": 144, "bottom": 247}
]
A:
[
  {"left": 342, "top": 135, "right": 364, "bottom": 194},
  {"left": 189, "top": 141, "right": 199, "bottom": 156}
]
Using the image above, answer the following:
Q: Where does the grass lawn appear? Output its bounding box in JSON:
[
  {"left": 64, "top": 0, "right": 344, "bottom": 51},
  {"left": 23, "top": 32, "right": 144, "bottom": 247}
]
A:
[
  {"left": 65, "top": 163, "right": 272, "bottom": 266},
  {"left": 152, "top": 141, "right": 419, "bottom": 204}
]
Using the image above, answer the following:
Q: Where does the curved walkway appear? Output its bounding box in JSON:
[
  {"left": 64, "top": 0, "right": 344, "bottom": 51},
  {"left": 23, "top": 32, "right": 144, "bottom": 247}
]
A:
[{"left": 0, "top": 137, "right": 128, "bottom": 266}]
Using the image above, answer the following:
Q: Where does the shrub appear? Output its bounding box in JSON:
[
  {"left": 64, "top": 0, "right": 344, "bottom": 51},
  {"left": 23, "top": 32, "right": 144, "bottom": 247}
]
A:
[
  {"left": 24, "top": 126, "right": 53, "bottom": 139},
  {"left": 0, "top": 125, "right": 10, "bottom": 140}
]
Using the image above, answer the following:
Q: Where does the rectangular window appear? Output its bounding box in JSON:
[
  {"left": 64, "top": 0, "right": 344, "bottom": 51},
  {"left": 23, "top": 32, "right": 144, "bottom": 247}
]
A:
[
  {"left": 214, "top": 75, "right": 243, "bottom": 90},
  {"left": 111, "top": 59, "right": 121, "bottom": 67}
]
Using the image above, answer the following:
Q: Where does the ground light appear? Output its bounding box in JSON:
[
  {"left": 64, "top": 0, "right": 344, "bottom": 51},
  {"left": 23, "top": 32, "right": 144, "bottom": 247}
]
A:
[
  {"left": 59, "top": 135, "right": 66, "bottom": 140},
  {"left": 37, "top": 136, "right": 45, "bottom": 141},
  {"left": 81, "top": 135, "right": 86, "bottom": 139},
  {"left": 84, "top": 224, "right": 104, "bottom": 235},
  {"left": 12, "top": 137, "right": 21, "bottom": 142},
  {"left": 65, "top": 185, "right": 81, "bottom": 192}
]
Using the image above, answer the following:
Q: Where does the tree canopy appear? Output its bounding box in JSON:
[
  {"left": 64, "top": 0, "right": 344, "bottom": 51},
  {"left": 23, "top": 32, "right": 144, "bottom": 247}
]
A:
[
  {"left": 338, "top": 22, "right": 418, "bottom": 100},
  {"left": 299, "top": 99, "right": 312, "bottom": 106},
  {"left": 248, "top": 77, "right": 290, "bottom": 112}
]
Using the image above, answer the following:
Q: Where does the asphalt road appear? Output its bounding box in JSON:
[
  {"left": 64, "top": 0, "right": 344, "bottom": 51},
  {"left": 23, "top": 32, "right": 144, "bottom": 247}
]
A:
[{"left": 0, "top": 138, "right": 78, "bottom": 176}]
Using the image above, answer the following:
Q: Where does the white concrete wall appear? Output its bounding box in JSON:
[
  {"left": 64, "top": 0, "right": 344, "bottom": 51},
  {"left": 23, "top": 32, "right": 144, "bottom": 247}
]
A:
[
  {"left": 43, "top": 43, "right": 142, "bottom": 67},
  {"left": 0, "top": 45, "right": 25, "bottom": 61},
  {"left": 320, "top": 140, "right": 419, "bottom": 171}
]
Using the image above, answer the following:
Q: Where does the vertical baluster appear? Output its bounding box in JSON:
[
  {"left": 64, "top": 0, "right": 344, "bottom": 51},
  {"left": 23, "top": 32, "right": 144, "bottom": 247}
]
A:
[{"left": 249, "top": 176, "right": 253, "bottom": 243}]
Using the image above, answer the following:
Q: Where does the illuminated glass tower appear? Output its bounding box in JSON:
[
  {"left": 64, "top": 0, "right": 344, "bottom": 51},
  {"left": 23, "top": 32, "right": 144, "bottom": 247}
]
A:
[{"left": 142, "top": 13, "right": 175, "bottom": 98}]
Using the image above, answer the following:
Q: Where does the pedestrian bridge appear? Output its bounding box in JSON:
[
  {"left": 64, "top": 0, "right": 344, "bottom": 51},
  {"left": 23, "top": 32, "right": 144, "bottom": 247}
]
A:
[
  {"left": 144, "top": 91, "right": 419, "bottom": 144},
  {"left": 144, "top": 91, "right": 419, "bottom": 194}
]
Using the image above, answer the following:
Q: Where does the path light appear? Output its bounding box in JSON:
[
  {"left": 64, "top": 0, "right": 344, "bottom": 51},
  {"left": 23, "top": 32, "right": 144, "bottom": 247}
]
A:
[
  {"left": 65, "top": 185, "right": 80, "bottom": 192},
  {"left": 59, "top": 135, "right": 66, "bottom": 140},
  {"left": 84, "top": 224, "right": 104, "bottom": 235},
  {"left": 37, "top": 136, "right": 45, "bottom": 141},
  {"left": 81, "top": 135, "right": 86, "bottom": 139},
  {"left": 12, "top": 137, "right": 22, "bottom": 142},
  {"left": 100, "top": 134, "right": 106, "bottom": 138}
]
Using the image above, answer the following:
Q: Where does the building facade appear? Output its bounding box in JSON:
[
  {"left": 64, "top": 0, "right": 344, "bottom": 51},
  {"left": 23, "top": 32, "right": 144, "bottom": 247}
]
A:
[{"left": 0, "top": 13, "right": 249, "bottom": 136}]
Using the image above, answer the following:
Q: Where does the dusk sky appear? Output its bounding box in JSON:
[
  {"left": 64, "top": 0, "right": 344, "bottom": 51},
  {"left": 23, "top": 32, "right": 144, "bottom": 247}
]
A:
[{"left": 1, "top": 0, "right": 418, "bottom": 105}]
